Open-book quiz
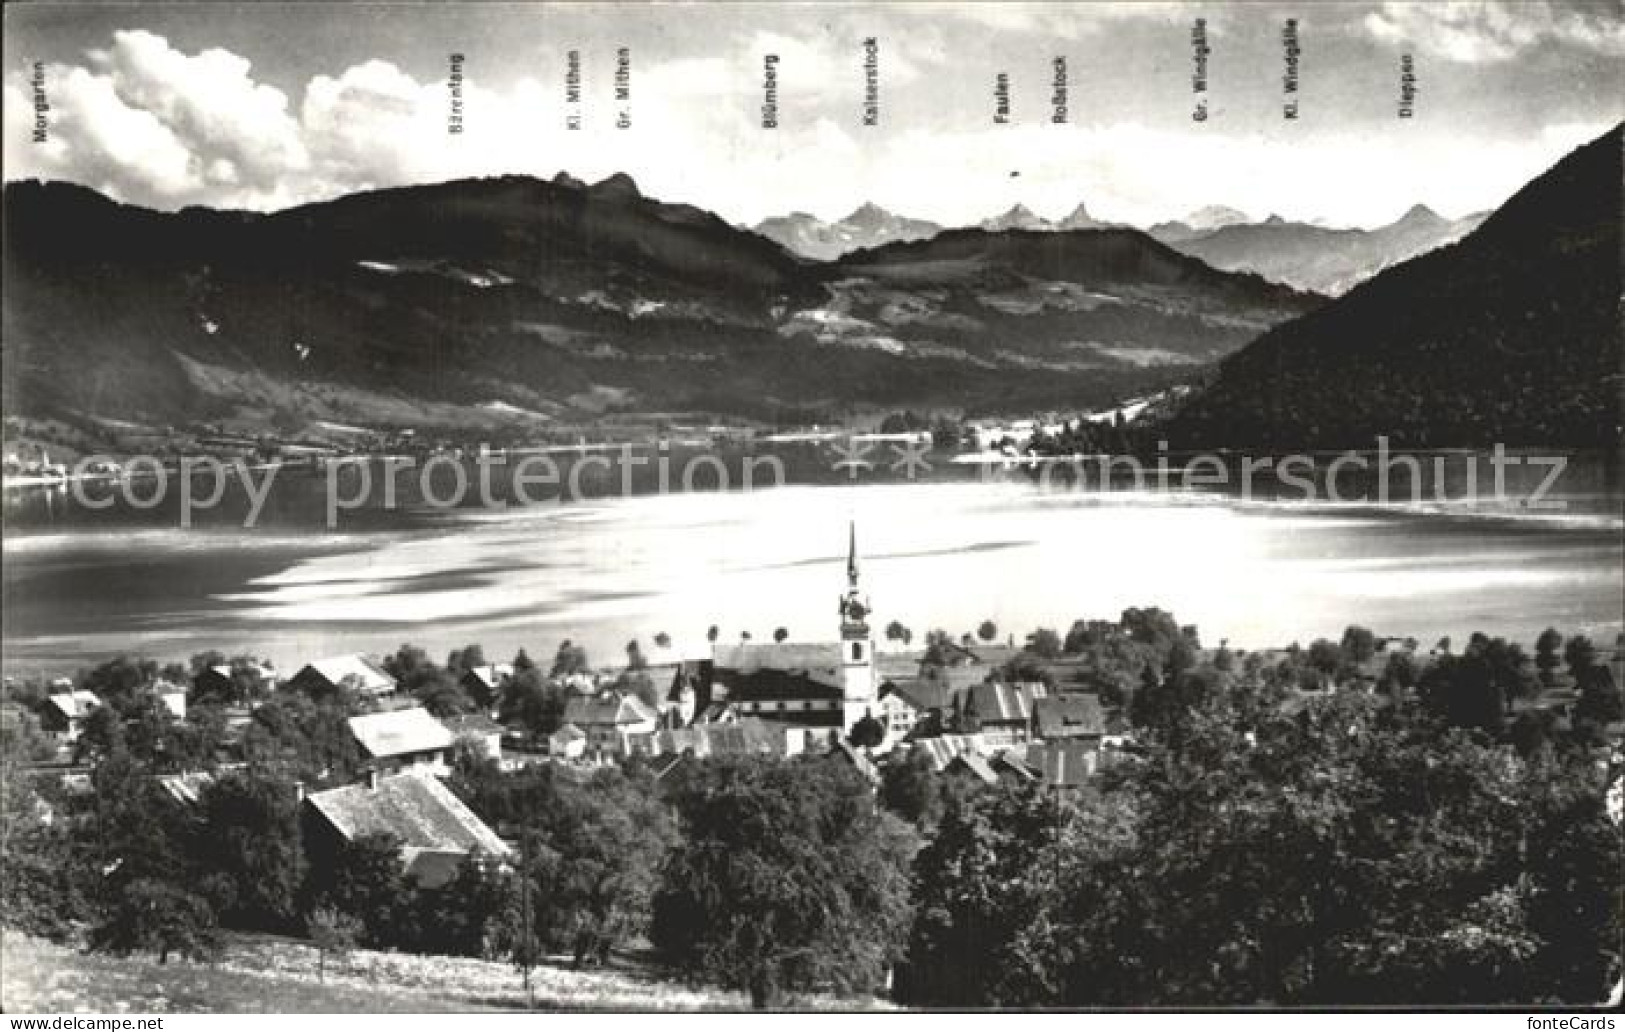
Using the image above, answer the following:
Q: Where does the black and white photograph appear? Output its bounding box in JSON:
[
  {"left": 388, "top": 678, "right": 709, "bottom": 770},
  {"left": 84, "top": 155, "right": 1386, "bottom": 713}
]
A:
[{"left": 1, "top": 0, "right": 1621, "bottom": 1016}]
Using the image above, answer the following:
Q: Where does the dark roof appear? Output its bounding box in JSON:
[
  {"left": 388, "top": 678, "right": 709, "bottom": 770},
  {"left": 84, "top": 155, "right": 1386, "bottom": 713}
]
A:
[
  {"left": 1029, "top": 740, "right": 1099, "bottom": 787},
  {"left": 717, "top": 667, "right": 843, "bottom": 703},
  {"left": 306, "top": 771, "right": 509, "bottom": 856},
  {"left": 944, "top": 752, "right": 999, "bottom": 784},
  {"left": 964, "top": 681, "right": 1035, "bottom": 724},
  {"left": 1033, "top": 695, "right": 1107, "bottom": 739},
  {"left": 881, "top": 677, "right": 953, "bottom": 712},
  {"left": 562, "top": 693, "right": 658, "bottom": 728}
]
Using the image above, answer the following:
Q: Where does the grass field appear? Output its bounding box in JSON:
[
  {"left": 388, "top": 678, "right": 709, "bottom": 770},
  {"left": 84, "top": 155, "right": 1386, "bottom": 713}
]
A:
[{"left": 1, "top": 930, "right": 883, "bottom": 1012}]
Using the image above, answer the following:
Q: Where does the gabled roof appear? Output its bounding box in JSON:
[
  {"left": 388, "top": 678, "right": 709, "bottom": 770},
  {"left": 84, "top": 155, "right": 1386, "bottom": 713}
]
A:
[
  {"left": 716, "top": 667, "right": 844, "bottom": 703},
  {"left": 712, "top": 642, "right": 844, "bottom": 688},
  {"left": 1029, "top": 740, "right": 1099, "bottom": 787},
  {"left": 208, "top": 660, "right": 278, "bottom": 682},
  {"left": 46, "top": 691, "right": 100, "bottom": 721},
  {"left": 964, "top": 681, "right": 1034, "bottom": 724},
  {"left": 297, "top": 654, "right": 397, "bottom": 695},
  {"left": 944, "top": 751, "right": 999, "bottom": 784},
  {"left": 646, "top": 717, "right": 785, "bottom": 758},
  {"left": 347, "top": 707, "right": 454, "bottom": 759},
  {"left": 155, "top": 771, "right": 215, "bottom": 807},
  {"left": 991, "top": 749, "right": 1041, "bottom": 782},
  {"left": 881, "top": 678, "right": 953, "bottom": 713},
  {"left": 306, "top": 771, "right": 509, "bottom": 857},
  {"left": 912, "top": 733, "right": 990, "bottom": 772},
  {"left": 562, "top": 692, "right": 658, "bottom": 728},
  {"left": 1033, "top": 694, "right": 1107, "bottom": 739},
  {"left": 460, "top": 664, "right": 514, "bottom": 691}
]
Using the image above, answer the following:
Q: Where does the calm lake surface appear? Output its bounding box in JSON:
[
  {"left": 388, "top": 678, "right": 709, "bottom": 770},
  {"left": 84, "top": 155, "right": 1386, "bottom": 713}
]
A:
[{"left": 4, "top": 452, "right": 1622, "bottom": 678}]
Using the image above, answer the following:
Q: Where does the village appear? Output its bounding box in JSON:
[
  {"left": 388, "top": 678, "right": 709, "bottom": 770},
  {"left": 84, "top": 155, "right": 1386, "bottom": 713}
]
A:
[{"left": 6, "top": 524, "right": 1621, "bottom": 906}]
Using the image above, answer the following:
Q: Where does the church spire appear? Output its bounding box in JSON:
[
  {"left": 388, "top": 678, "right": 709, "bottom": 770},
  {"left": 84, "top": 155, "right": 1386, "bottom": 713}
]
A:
[{"left": 847, "top": 520, "right": 859, "bottom": 588}]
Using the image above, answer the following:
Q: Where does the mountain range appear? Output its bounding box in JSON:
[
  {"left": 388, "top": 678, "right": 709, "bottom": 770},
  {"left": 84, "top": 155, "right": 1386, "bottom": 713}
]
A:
[
  {"left": 1163, "top": 124, "right": 1622, "bottom": 449},
  {"left": 758, "top": 201, "right": 1485, "bottom": 296},
  {"left": 1, "top": 174, "right": 1317, "bottom": 432},
  {"left": 1154, "top": 205, "right": 1488, "bottom": 295},
  {"left": 752, "top": 203, "right": 943, "bottom": 262}
]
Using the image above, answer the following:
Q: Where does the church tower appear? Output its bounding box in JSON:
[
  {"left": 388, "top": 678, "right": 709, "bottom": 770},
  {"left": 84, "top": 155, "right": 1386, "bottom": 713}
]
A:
[{"left": 838, "top": 521, "right": 876, "bottom": 733}]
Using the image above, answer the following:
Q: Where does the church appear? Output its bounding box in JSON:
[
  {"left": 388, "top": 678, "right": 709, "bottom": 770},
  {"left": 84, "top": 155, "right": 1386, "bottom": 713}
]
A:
[{"left": 708, "top": 523, "right": 878, "bottom": 741}]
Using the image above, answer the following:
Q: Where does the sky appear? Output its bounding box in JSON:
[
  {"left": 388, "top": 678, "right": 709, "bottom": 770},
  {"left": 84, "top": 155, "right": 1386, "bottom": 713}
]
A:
[{"left": 4, "top": 1, "right": 1622, "bottom": 229}]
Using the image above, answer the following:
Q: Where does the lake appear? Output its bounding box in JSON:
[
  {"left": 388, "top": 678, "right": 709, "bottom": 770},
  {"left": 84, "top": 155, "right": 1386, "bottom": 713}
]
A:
[{"left": 3, "top": 451, "right": 1621, "bottom": 678}]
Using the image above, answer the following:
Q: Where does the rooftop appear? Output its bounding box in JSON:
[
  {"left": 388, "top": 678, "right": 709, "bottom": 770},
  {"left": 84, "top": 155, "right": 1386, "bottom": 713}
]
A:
[
  {"left": 306, "top": 771, "right": 509, "bottom": 858},
  {"left": 347, "top": 707, "right": 454, "bottom": 759}
]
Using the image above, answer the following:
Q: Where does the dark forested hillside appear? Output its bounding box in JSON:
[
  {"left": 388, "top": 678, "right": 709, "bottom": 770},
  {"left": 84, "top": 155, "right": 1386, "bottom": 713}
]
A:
[{"left": 1164, "top": 125, "right": 1623, "bottom": 450}]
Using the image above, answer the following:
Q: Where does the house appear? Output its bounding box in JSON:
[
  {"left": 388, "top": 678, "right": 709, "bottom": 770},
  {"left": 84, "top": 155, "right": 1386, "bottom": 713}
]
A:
[
  {"left": 442, "top": 713, "right": 503, "bottom": 761},
  {"left": 41, "top": 691, "right": 101, "bottom": 742},
  {"left": 192, "top": 660, "right": 279, "bottom": 701},
  {"left": 957, "top": 681, "right": 1037, "bottom": 745},
  {"left": 1028, "top": 739, "right": 1100, "bottom": 789},
  {"left": 911, "top": 733, "right": 992, "bottom": 772},
  {"left": 152, "top": 681, "right": 188, "bottom": 721},
  {"left": 155, "top": 771, "right": 216, "bottom": 808},
  {"left": 561, "top": 692, "right": 660, "bottom": 755},
  {"left": 877, "top": 678, "right": 954, "bottom": 742},
  {"left": 458, "top": 664, "right": 513, "bottom": 709},
  {"left": 287, "top": 654, "right": 397, "bottom": 699},
  {"left": 634, "top": 716, "right": 796, "bottom": 760},
  {"left": 303, "top": 771, "right": 510, "bottom": 888},
  {"left": 1032, "top": 694, "right": 1107, "bottom": 744},
  {"left": 549, "top": 723, "right": 587, "bottom": 759},
  {"left": 347, "top": 707, "right": 455, "bottom": 775},
  {"left": 943, "top": 751, "right": 1000, "bottom": 786}
]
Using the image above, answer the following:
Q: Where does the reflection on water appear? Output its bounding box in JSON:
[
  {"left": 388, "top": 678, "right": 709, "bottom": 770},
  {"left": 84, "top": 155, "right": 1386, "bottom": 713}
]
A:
[{"left": 4, "top": 476, "right": 1621, "bottom": 677}]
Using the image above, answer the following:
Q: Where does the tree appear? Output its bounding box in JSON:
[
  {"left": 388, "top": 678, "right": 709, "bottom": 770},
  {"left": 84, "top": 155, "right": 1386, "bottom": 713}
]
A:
[
  {"left": 906, "top": 783, "right": 1075, "bottom": 1006},
  {"left": 1534, "top": 628, "right": 1564, "bottom": 685},
  {"left": 1027, "top": 628, "right": 1062, "bottom": 660},
  {"left": 653, "top": 757, "right": 917, "bottom": 1008},
  {"left": 307, "top": 833, "right": 410, "bottom": 948},
  {"left": 848, "top": 714, "right": 885, "bottom": 749},
  {"left": 198, "top": 773, "right": 306, "bottom": 931},
  {"left": 446, "top": 644, "right": 486, "bottom": 674},
  {"left": 307, "top": 907, "right": 361, "bottom": 983},
  {"left": 1340, "top": 625, "right": 1378, "bottom": 666},
  {"left": 531, "top": 770, "right": 678, "bottom": 967},
  {"left": 1563, "top": 635, "right": 1598, "bottom": 677},
  {"left": 978, "top": 620, "right": 999, "bottom": 643},
  {"left": 654, "top": 632, "right": 673, "bottom": 650},
  {"left": 625, "top": 639, "right": 648, "bottom": 670},
  {"left": 551, "top": 640, "right": 591, "bottom": 677},
  {"left": 1165, "top": 638, "right": 1198, "bottom": 680},
  {"left": 90, "top": 879, "right": 218, "bottom": 965},
  {"left": 885, "top": 621, "right": 913, "bottom": 648},
  {"left": 773, "top": 627, "right": 789, "bottom": 643},
  {"left": 879, "top": 748, "right": 943, "bottom": 829},
  {"left": 499, "top": 666, "right": 568, "bottom": 740}
]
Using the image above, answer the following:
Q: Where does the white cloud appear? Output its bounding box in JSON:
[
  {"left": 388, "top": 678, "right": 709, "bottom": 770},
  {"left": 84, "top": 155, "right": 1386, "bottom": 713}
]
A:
[
  {"left": 1365, "top": 1, "right": 1625, "bottom": 63},
  {"left": 97, "top": 29, "right": 308, "bottom": 189}
]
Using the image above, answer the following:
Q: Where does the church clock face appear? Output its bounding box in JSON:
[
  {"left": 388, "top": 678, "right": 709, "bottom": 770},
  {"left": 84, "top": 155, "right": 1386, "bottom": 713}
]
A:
[{"left": 845, "top": 599, "right": 867, "bottom": 622}]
